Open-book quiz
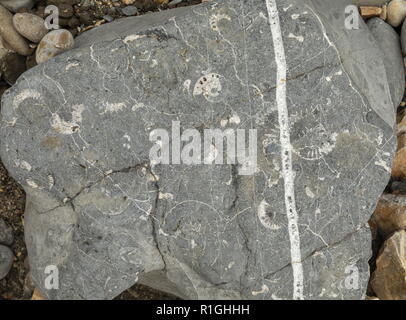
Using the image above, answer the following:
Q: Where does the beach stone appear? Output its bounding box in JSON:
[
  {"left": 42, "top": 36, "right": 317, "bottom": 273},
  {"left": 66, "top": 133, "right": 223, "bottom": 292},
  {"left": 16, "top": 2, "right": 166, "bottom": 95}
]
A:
[
  {"left": 0, "top": 0, "right": 396, "bottom": 300},
  {"left": 57, "top": 4, "right": 74, "bottom": 18},
  {"left": 371, "top": 230, "right": 406, "bottom": 300},
  {"left": 387, "top": 0, "right": 406, "bottom": 27},
  {"left": 0, "top": 5, "right": 32, "bottom": 56},
  {"left": 371, "top": 194, "right": 406, "bottom": 239},
  {"left": 121, "top": 5, "right": 138, "bottom": 16},
  {"left": 0, "top": 52, "right": 27, "bottom": 84},
  {"left": 0, "top": 0, "right": 34, "bottom": 13},
  {"left": 13, "top": 13, "right": 49, "bottom": 44},
  {"left": 367, "top": 18, "right": 405, "bottom": 109},
  {"left": 35, "top": 29, "right": 74, "bottom": 64},
  {"left": 0, "top": 245, "right": 13, "bottom": 280},
  {"left": 0, "top": 218, "right": 13, "bottom": 246}
]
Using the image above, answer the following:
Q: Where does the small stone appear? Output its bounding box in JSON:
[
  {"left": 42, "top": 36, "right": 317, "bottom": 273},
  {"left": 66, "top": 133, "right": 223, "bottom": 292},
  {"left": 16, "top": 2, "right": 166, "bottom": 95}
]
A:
[
  {"left": 23, "top": 272, "right": 35, "bottom": 298},
  {"left": 36, "top": 29, "right": 74, "bottom": 64},
  {"left": 58, "top": 4, "right": 73, "bottom": 18},
  {"left": 121, "top": 5, "right": 138, "bottom": 16},
  {"left": 13, "top": 13, "right": 49, "bottom": 43},
  {"left": 46, "top": 0, "right": 79, "bottom": 5},
  {"left": 0, "top": 52, "right": 27, "bottom": 84},
  {"left": 26, "top": 54, "right": 37, "bottom": 70},
  {"left": 371, "top": 194, "right": 406, "bottom": 239},
  {"left": 391, "top": 113, "right": 406, "bottom": 179},
  {"left": 103, "top": 15, "right": 114, "bottom": 23},
  {"left": 31, "top": 288, "right": 46, "bottom": 300},
  {"left": 68, "top": 16, "right": 80, "bottom": 29},
  {"left": 58, "top": 17, "right": 70, "bottom": 28},
  {"left": 0, "top": 0, "right": 34, "bottom": 13},
  {"left": 35, "top": 6, "right": 46, "bottom": 19},
  {"left": 78, "top": 12, "right": 94, "bottom": 26},
  {"left": 122, "top": 0, "right": 135, "bottom": 4},
  {"left": 0, "top": 5, "right": 32, "bottom": 56},
  {"left": 371, "top": 230, "right": 406, "bottom": 300},
  {"left": 387, "top": 0, "right": 406, "bottom": 27},
  {"left": 0, "top": 218, "right": 13, "bottom": 246},
  {"left": 0, "top": 245, "right": 13, "bottom": 280}
]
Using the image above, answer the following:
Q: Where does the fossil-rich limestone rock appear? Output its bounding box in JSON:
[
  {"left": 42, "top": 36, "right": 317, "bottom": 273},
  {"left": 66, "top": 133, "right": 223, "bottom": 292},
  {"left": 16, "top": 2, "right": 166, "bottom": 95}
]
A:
[{"left": 0, "top": 0, "right": 396, "bottom": 300}]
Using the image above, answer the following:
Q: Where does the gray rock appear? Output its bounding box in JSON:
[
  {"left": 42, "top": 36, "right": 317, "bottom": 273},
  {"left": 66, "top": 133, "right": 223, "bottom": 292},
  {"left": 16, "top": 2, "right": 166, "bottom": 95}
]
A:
[
  {"left": 367, "top": 18, "right": 405, "bottom": 109},
  {"left": 0, "top": 0, "right": 396, "bottom": 300},
  {"left": 400, "top": 18, "right": 406, "bottom": 55},
  {"left": 0, "top": 0, "right": 34, "bottom": 13},
  {"left": 120, "top": 6, "right": 138, "bottom": 16},
  {"left": 0, "top": 218, "right": 13, "bottom": 246},
  {"left": 0, "top": 245, "right": 13, "bottom": 280}
]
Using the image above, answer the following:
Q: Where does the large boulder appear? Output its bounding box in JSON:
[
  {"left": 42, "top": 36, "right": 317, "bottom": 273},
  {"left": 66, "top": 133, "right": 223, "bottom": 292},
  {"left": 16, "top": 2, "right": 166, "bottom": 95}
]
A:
[{"left": 0, "top": 0, "right": 397, "bottom": 299}]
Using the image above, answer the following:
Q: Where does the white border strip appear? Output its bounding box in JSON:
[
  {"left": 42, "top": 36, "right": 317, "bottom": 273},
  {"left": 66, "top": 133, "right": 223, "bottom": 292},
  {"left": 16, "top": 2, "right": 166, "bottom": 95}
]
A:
[{"left": 265, "top": 0, "right": 304, "bottom": 300}]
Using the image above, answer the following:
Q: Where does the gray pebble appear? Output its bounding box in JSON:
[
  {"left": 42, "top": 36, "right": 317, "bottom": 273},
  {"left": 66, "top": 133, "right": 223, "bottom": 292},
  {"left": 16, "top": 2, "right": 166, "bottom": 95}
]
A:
[
  {"left": 0, "top": 245, "right": 13, "bottom": 280},
  {"left": 121, "top": 6, "right": 138, "bottom": 16},
  {"left": 0, "top": 218, "right": 13, "bottom": 246},
  {"left": 103, "top": 15, "right": 114, "bottom": 23},
  {"left": 0, "top": 0, "right": 34, "bottom": 13}
]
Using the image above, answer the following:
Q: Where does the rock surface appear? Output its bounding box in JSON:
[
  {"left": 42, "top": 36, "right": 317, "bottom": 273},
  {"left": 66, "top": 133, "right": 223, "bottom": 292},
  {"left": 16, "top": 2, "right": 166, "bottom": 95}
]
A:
[
  {"left": 0, "top": 245, "right": 13, "bottom": 280},
  {"left": 13, "top": 13, "right": 49, "bottom": 43},
  {"left": 371, "top": 230, "right": 406, "bottom": 300},
  {"left": 0, "top": 0, "right": 397, "bottom": 300},
  {"left": 0, "top": 218, "right": 13, "bottom": 246}
]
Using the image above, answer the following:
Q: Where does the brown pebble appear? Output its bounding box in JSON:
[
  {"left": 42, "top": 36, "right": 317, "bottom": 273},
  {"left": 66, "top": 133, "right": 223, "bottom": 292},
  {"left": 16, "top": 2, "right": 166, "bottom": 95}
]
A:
[
  {"left": 36, "top": 29, "right": 74, "bottom": 64},
  {"left": 58, "top": 4, "right": 74, "bottom": 18},
  {"left": 13, "top": 13, "right": 49, "bottom": 43},
  {"left": 0, "top": 5, "right": 32, "bottom": 56},
  {"left": 68, "top": 16, "right": 80, "bottom": 29}
]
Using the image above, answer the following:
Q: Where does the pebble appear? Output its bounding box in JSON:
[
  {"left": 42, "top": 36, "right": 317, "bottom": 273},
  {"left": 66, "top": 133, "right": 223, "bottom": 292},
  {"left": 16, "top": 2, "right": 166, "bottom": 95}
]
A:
[
  {"left": 0, "top": 5, "right": 32, "bottom": 56},
  {"left": 58, "top": 4, "right": 74, "bottom": 18},
  {"left": 371, "top": 231, "right": 406, "bottom": 299},
  {"left": 46, "top": 0, "right": 80, "bottom": 5},
  {"left": 36, "top": 29, "right": 74, "bottom": 64},
  {"left": 0, "top": 218, "right": 13, "bottom": 246},
  {"left": 0, "top": 245, "right": 13, "bottom": 280},
  {"left": 0, "top": 52, "right": 27, "bottom": 84},
  {"left": 103, "top": 15, "right": 114, "bottom": 23},
  {"left": 68, "top": 16, "right": 80, "bottom": 29},
  {"left": 387, "top": 0, "right": 406, "bottom": 27},
  {"left": 367, "top": 17, "right": 405, "bottom": 109},
  {"left": 26, "top": 54, "right": 37, "bottom": 70},
  {"left": 121, "top": 6, "right": 138, "bottom": 16},
  {"left": 371, "top": 194, "right": 406, "bottom": 239},
  {"left": 13, "top": 13, "right": 49, "bottom": 43},
  {"left": 0, "top": 0, "right": 34, "bottom": 13}
]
